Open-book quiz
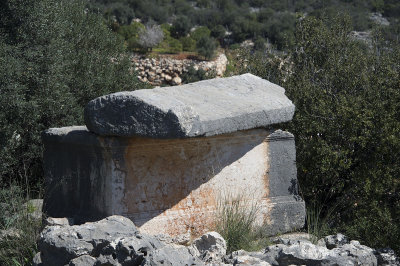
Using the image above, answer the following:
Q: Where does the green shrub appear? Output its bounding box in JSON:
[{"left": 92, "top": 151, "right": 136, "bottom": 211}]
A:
[
  {"left": 103, "top": 2, "right": 135, "bottom": 25},
  {"left": 181, "top": 65, "right": 215, "bottom": 84},
  {"left": 211, "top": 25, "right": 226, "bottom": 41},
  {"left": 117, "top": 22, "right": 145, "bottom": 51},
  {"left": 196, "top": 36, "right": 217, "bottom": 60},
  {"left": 0, "top": 0, "right": 141, "bottom": 189},
  {"left": 171, "top": 15, "right": 192, "bottom": 38},
  {"left": 229, "top": 43, "right": 240, "bottom": 50},
  {"left": 253, "top": 36, "right": 266, "bottom": 51},
  {"left": 190, "top": 26, "right": 211, "bottom": 42},
  {"left": 167, "top": 38, "right": 183, "bottom": 53},
  {"left": 127, "top": 36, "right": 141, "bottom": 51},
  {"left": 155, "top": 23, "right": 185, "bottom": 54},
  {"left": 180, "top": 36, "right": 196, "bottom": 52},
  {"left": 241, "top": 14, "right": 400, "bottom": 252},
  {"left": 117, "top": 22, "right": 145, "bottom": 40}
]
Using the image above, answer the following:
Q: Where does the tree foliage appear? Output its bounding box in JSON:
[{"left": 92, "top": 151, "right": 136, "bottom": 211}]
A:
[
  {"left": 171, "top": 15, "right": 192, "bottom": 38},
  {"left": 241, "top": 14, "right": 400, "bottom": 252},
  {"left": 191, "top": 26, "right": 211, "bottom": 42},
  {"left": 89, "top": 0, "right": 400, "bottom": 50},
  {"left": 0, "top": 0, "right": 141, "bottom": 189},
  {"left": 196, "top": 36, "right": 217, "bottom": 60},
  {"left": 138, "top": 23, "right": 164, "bottom": 51}
]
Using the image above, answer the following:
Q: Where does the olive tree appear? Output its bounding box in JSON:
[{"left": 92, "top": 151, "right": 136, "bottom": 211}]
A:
[
  {"left": 0, "top": 0, "right": 141, "bottom": 189},
  {"left": 138, "top": 23, "right": 164, "bottom": 51},
  {"left": 196, "top": 36, "right": 217, "bottom": 60}
]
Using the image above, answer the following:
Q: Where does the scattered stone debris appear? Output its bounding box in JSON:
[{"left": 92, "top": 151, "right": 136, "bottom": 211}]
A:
[
  {"left": 131, "top": 53, "right": 227, "bottom": 86},
  {"left": 34, "top": 216, "right": 203, "bottom": 266},
  {"left": 33, "top": 216, "right": 400, "bottom": 266}
]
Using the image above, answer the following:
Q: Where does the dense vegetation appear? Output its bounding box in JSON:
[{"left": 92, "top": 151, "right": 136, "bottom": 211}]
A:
[
  {"left": 0, "top": 0, "right": 143, "bottom": 263},
  {"left": 90, "top": 0, "right": 400, "bottom": 51},
  {"left": 237, "top": 15, "right": 400, "bottom": 253},
  {"left": 0, "top": 0, "right": 141, "bottom": 193}
]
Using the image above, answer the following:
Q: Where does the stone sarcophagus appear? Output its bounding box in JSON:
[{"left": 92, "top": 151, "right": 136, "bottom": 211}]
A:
[{"left": 42, "top": 74, "right": 305, "bottom": 237}]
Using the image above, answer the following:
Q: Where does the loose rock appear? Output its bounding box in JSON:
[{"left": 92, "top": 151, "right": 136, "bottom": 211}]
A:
[
  {"left": 172, "top": 76, "right": 182, "bottom": 85},
  {"left": 191, "top": 232, "right": 227, "bottom": 263},
  {"left": 375, "top": 248, "right": 400, "bottom": 266},
  {"left": 324, "top": 233, "right": 349, "bottom": 249},
  {"left": 34, "top": 216, "right": 399, "bottom": 266},
  {"left": 38, "top": 216, "right": 140, "bottom": 265},
  {"left": 36, "top": 215, "right": 204, "bottom": 266},
  {"left": 44, "top": 217, "right": 74, "bottom": 227},
  {"left": 131, "top": 53, "right": 228, "bottom": 86},
  {"left": 68, "top": 255, "right": 96, "bottom": 266}
]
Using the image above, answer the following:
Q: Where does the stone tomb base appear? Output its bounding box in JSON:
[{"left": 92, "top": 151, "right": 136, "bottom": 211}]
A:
[{"left": 43, "top": 127, "right": 305, "bottom": 237}]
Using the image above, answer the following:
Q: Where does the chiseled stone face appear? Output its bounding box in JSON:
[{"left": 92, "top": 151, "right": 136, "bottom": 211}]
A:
[{"left": 42, "top": 127, "right": 305, "bottom": 238}]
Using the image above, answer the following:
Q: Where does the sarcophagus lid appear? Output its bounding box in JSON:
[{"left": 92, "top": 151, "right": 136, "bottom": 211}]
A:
[{"left": 84, "top": 73, "right": 295, "bottom": 138}]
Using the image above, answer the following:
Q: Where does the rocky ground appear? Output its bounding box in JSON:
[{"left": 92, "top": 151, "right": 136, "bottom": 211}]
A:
[
  {"left": 33, "top": 215, "right": 399, "bottom": 266},
  {"left": 131, "top": 53, "right": 228, "bottom": 86}
]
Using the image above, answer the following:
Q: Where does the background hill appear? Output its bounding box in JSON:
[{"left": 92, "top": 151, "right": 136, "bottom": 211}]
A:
[{"left": 88, "top": 0, "right": 400, "bottom": 50}]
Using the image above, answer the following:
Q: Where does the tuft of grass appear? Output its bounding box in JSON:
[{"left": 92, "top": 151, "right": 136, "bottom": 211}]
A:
[
  {"left": 0, "top": 185, "right": 42, "bottom": 266},
  {"left": 306, "top": 203, "right": 334, "bottom": 243},
  {"left": 214, "top": 194, "right": 271, "bottom": 253}
]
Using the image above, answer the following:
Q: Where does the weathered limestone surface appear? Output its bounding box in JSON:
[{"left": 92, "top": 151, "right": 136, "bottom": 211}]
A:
[
  {"left": 84, "top": 73, "right": 295, "bottom": 138},
  {"left": 36, "top": 215, "right": 203, "bottom": 266},
  {"left": 42, "top": 127, "right": 305, "bottom": 237}
]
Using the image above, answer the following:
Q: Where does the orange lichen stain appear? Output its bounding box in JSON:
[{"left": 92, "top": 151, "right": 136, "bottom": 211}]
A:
[
  {"left": 261, "top": 197, "right": 273, "bottom": 226},
  {"left": 159, "top": 186, "right": 218, "bottom": 237},
  {"left": 122, "top": 135, "right": 217, "bottom": 215},
  {"left": 119, "top": 129, "right": 271, "bottom": 237}
]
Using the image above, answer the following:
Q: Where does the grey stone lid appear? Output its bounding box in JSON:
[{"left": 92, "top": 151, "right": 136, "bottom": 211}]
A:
[{"left": 84, "top": 73, "right": 295, "bottom": 138}]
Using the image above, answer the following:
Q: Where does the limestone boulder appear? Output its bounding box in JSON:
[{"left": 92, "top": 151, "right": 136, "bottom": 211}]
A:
[
  {"left": 331, "top": 240, "right": 378, "bottom": 266},
  {"left": 38, "top": 216, "right": 139, "bottom": 265},
  {"left": 324, "top": 233, "right": 349, "bottom": 249},
  {"left": 68, "top": 255, "right": 96, "bottom": 266},
  {"left": 172, "top": 76, "right": 182, "bottom": 85},
  {"left": 270, "top": 232, "right": 314, "bottom": 245},
  {"left": 226, "top": 250, "right": 271, "bottom": 266},
  {"left": 191, "top": 232, "right": 227, "bottom": 263},
  {"left": 375, "top": 248, "right": 400, "bottom": 265},
  {"left": 36, "top": 215, "right": 204, "bottom": 266},
  {"left": 164, "top": 74, "right": 172, "bottom": 81},
  {"left": 44, "top": 217, "right": 74, "bottom": 227},
  {"left": 227, "top": 236, "right": 379, "bottom": 266}
]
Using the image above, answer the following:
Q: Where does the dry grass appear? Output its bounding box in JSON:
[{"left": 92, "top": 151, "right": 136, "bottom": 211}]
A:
[
  {"left": 0, "top": 185, "right": 42, "bottom": 266},
  {"left": 214, "top": 193, "right": 271, "bottom": 253}
]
